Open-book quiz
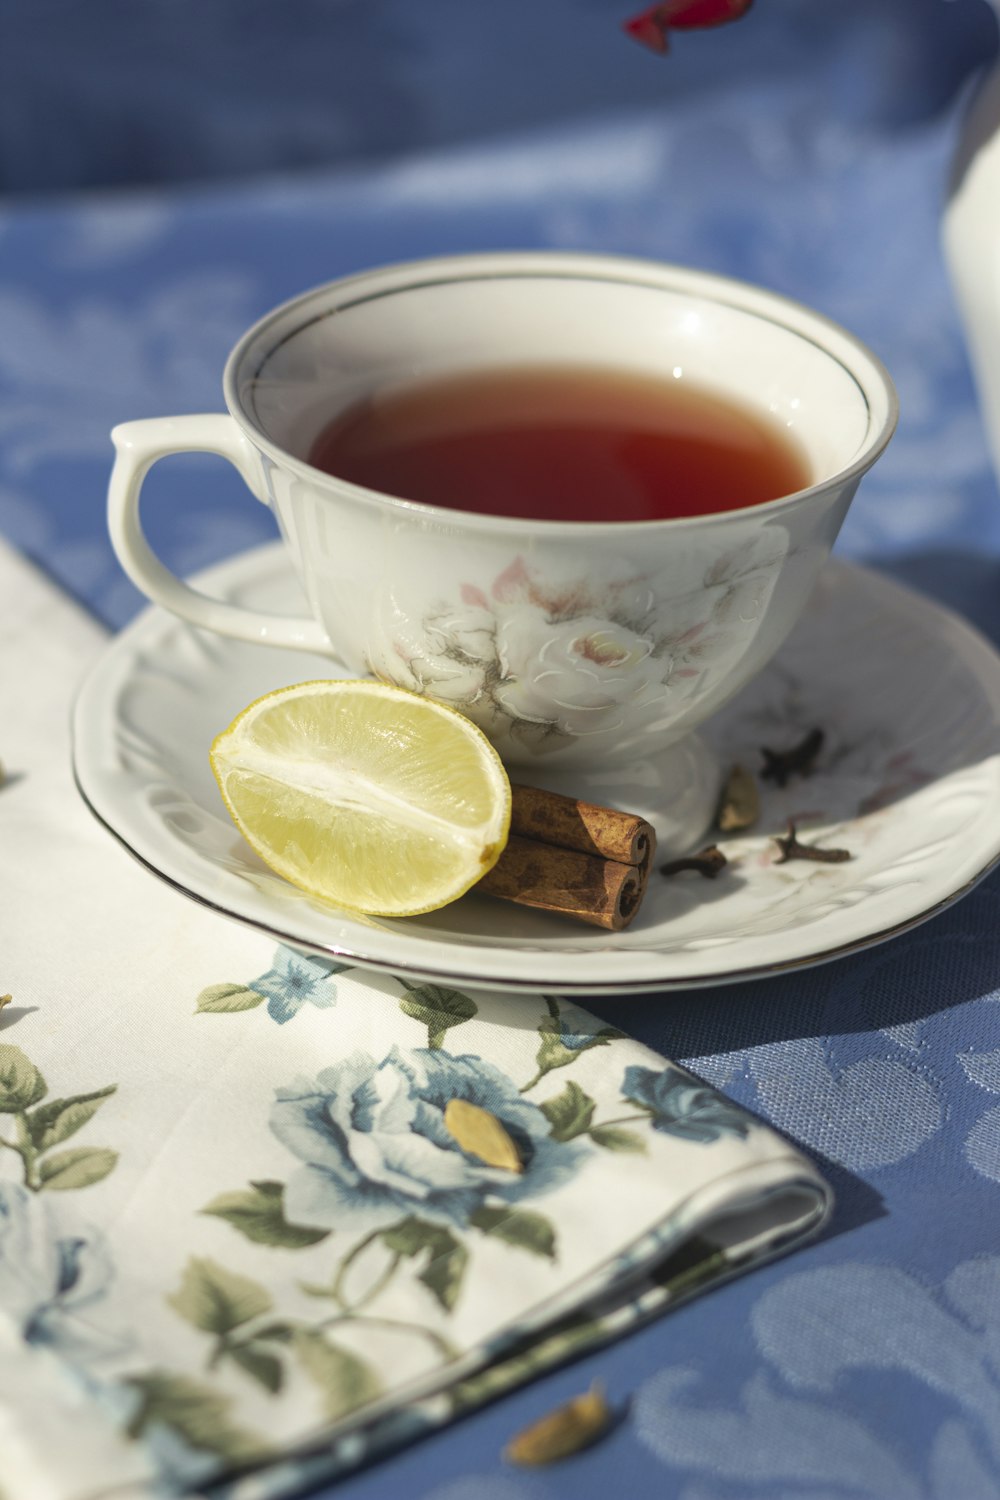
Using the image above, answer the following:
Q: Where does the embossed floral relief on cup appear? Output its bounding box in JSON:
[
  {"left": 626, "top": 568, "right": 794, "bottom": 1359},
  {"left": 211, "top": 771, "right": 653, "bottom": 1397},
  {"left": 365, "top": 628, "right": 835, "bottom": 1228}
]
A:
[{"left": 365, "top": 537, "right": 785, "bottom": 759}]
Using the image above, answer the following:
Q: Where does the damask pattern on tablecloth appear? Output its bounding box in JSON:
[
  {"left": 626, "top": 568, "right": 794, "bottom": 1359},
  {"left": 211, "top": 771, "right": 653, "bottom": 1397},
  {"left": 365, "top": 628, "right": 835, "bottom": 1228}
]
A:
[
  {"left": 570, "top": 881, "right": 1000, "bottom": 1500},
  {"left": 634, "top": 1258, "right": 1000, "bottom": 1499}
]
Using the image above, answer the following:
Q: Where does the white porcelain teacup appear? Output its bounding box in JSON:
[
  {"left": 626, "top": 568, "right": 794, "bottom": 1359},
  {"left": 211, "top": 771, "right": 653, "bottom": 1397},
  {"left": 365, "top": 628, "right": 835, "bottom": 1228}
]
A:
[{"left": 108, "top": 252, "right": 897, "bottom": 840}]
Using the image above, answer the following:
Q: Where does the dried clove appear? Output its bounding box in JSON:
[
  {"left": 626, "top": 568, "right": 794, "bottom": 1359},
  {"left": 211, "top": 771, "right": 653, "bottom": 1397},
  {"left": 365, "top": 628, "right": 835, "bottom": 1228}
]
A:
[
  {"left": 660, "top": 845, "right": 728, "bottom": 879},
  {"left": 773, "top": 821, "right": 852, "bottom": 865},
  {"left": 760, "top": 727, "right": 824, "bottom": 787},
  {"left": 715, "top": 764, "right": 760, "bottom": 832}
]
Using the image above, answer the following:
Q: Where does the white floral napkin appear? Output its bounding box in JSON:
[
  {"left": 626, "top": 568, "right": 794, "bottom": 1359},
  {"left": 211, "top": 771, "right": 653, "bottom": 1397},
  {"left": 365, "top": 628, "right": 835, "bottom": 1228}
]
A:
[{"left": 0, "top": 536, "right": 831, "bottom": 1500}]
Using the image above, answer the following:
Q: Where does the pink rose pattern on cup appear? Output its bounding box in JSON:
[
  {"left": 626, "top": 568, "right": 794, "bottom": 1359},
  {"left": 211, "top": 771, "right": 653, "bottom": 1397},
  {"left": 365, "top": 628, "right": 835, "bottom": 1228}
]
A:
[{"left": 365, "top": 545, "right": 781, "bottom": 757}]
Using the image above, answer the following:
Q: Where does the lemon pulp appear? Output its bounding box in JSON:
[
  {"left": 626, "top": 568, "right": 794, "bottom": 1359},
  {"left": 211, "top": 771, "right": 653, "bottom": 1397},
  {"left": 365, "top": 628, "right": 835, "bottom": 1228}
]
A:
[{"left": 210, "top": 680, "right": 511, "bottom": 916}]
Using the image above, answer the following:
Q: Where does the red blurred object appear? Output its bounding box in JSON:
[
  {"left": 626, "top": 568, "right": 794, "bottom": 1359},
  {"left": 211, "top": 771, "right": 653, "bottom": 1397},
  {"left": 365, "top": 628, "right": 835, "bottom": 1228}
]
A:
[{"left": 623, "top": 0, "right": 753, "bottom": 54}]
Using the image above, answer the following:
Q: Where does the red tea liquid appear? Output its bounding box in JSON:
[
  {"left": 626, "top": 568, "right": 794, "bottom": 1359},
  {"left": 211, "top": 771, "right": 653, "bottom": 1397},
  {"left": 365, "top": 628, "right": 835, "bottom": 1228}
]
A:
[{"left": 307, "top": 363, "right": 810, "bottom": 523}]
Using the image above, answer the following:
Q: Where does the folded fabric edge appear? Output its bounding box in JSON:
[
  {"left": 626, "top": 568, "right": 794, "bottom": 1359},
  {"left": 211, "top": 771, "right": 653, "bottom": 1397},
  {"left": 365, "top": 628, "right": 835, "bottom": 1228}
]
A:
[
  {"left": 199, "top": 1154, "right": 831, "bottom": 1500},
  {"left": 13, "top": 1155, "right": 825, "bottom": 1500}
]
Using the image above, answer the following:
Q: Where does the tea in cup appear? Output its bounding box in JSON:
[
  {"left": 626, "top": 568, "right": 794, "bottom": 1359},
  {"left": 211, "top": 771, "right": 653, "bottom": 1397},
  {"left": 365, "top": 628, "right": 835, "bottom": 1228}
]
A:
[{"left": 108, "top": 252, "right": 897, "bottom": 839}]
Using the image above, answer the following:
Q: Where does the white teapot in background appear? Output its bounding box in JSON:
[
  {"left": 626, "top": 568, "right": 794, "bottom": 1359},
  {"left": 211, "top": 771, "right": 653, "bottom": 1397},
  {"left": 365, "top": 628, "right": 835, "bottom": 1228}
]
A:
[{"left": 943, "top": 4, "right": 1000, "bottom": 488}]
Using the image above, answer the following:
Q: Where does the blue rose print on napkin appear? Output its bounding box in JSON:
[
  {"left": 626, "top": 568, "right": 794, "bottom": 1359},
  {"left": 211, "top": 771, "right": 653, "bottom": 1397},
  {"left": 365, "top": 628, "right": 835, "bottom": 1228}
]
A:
[
  {"left": 0, "top": 1182, "right": 125, "bottom": 1361},
  {"left": 272, "top": 1046, "right": 581, "bottom": 1235},
  {"left": 621, "top": 1064, "right": 752, "bottom": 1145}
]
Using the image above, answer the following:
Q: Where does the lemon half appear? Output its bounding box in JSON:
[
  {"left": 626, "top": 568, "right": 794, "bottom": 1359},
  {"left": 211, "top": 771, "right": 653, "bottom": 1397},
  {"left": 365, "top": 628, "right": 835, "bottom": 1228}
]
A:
[{"left": 210, "top": 680, "right": 511, "bottom": 916}]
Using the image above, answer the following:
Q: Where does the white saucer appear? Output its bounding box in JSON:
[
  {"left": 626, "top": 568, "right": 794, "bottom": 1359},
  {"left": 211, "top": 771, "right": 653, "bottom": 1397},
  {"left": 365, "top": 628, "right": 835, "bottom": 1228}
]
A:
[{"left": 73, "top": 544, "right": 1000, "bottom": 996}]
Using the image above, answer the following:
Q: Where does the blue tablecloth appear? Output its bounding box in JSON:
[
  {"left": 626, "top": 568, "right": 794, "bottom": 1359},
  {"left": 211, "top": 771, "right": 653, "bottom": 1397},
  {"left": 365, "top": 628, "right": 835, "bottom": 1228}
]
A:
[{"left": 4, "top": 13, "right": 1000, "bottom": 1495}]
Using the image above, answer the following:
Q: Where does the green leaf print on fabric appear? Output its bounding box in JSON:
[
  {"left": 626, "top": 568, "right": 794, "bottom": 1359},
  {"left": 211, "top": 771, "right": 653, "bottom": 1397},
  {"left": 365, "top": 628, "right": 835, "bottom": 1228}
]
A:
[
  {"left": 24, "top": 1086, "right": 117, "bottom": 1152},
  {"left": 540, "top": 1080, "right": 597, "bottom": 1141},
  {"left": 0, "top": 1044, "right": 117, "bottom": 1192},
  {"left": 38, "top": 1146, "right": 117, "bottom": 1191},
  {"left": 540, "top": 1079, "right": 648, "bottom": 1155},
  {"left": 225, "top": 1340, "right": 284, "bottom": 1394},
  {"left": 168, "top": 1257, "right": 273, "bottom": 1336},
  {"left": 469, "top": 1204, "right": 557, "bottom": 1260},
  {"left": 381, "top": 1217, "right": 469, "bottom": 1312},
  {"left": 0, "top": 1043, "right": 46, "bottom": 1111},
  {"left": 588, "top": 1125, "right": 646, "bottom": 1153},
  {"left": 202, "top": 1180, "right": 331, "bottom": 1249},
  {"left": 397, "top": 983, "right": 478, "bottom": 1049},
  {"left": 125, "top": 1371, "right": 271, "bottom": 1464},
  {"left": 521, "top": 998, "right": 624, "bottom": 1092},
  {"left": 165, "top": 1262, "right": 293, "bottom": 1393},
  {"left": 195, "top": 983, "right": 265, "bottom": 1015},
  {"left": 292, "top": 1329, "right": 383, "bottom": 1420}
]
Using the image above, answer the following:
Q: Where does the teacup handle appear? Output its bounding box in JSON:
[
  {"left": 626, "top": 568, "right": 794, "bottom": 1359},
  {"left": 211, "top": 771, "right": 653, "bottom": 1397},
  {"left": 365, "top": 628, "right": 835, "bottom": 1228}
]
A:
[{"left": 108, "top": 415, "right": 331, "bottom": 653}]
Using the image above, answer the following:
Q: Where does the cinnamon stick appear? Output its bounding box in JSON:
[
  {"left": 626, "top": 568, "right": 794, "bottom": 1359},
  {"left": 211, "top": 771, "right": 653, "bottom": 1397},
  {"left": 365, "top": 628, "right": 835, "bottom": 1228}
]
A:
[
  {"left": 509, "top": 783, "right": 654, "bottom": 867},
  {"left": 479, "top": 835, "right": 649, "bottom": 931},
  {"left": 477, "top": 787, "right": 657, "bottom": 931}
]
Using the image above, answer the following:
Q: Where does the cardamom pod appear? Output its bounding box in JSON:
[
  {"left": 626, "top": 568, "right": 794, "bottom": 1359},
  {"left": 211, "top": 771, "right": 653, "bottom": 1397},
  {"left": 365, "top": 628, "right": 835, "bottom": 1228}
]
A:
[
  {"left": 444, "top": 1098, "right": 522, "bottom": 1172},
  {"left": 504, "top": 1383, "right": 613, "bottom": 1465},
  {"left": 716, "top": 763, "right": 760, "bottom": 831}
]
